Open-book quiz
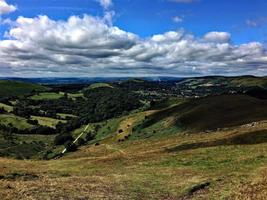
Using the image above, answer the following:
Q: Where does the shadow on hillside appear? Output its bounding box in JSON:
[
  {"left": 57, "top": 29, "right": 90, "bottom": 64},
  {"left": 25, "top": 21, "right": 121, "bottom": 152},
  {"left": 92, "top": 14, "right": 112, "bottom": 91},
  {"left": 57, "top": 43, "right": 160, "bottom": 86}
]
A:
[
  {"left": 167, "top": 129, "right": 267, "bottom": 152},
  {"left": 142, "top": 95, "right": 267, "bottom": 132}
]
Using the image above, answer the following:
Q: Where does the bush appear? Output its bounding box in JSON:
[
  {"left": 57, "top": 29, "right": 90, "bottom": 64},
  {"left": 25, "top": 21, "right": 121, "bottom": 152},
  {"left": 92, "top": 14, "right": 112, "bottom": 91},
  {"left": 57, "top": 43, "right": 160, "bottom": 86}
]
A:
[
  {"left": 85, "top": 132, "right": 95, "bottom": 141},
  {"left": 64, "top": 141, "right": 77, "bottom": 152},
  {"left": 77, "top": 138, "right": 85, "bottom": 146},
  {"left": 27, "top": 119, "right": 39, "bottom": 125},
  {"left": 54, "top": 134, "right": 73, "bottom": 145}
]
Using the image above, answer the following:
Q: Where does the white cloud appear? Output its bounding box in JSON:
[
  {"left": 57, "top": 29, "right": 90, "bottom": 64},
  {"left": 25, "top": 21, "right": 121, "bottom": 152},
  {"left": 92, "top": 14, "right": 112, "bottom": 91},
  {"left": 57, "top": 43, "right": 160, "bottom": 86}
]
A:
[
  {"left": 173, "top": 16, "right": 183, "bottom": 23},
  {"left": 0, "top": 15, "right": 267, "bottom": 77},
  {"left": 0, "top": 0, "right": 16, "bottom": 15},
  {"left": 246, "top": 17, "right": 267, "bottom": 28},
  {"left": 203, "top": 32, "right": 231, "bottom": 43},
  {"left": 98, "top": 0, "right": 112, "bottom": 10}
]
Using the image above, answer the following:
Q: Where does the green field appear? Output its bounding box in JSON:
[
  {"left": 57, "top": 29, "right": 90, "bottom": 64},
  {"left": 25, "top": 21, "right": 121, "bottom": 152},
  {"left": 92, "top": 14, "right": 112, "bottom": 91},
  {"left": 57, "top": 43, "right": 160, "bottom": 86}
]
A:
[
  {"left": 57, "top": 113, "right": 77, "bottom": 120},
  {"left": 0, "top": 114, "right": 32, "bottom": 130},
  {"left": 0, "top": 103, "right": 13, "bottom": 112},
  {"left": 30, "top": 92, "right": 64, "bottom": 100},
  {"left": 30, "top": 92, "right": 84, "bottom": 100},
  {"left": 31, "top": 116, "right": 66, "bottom": 128},
  {"left": 83, "top": 82, "right": 113, "bottom": 91}
]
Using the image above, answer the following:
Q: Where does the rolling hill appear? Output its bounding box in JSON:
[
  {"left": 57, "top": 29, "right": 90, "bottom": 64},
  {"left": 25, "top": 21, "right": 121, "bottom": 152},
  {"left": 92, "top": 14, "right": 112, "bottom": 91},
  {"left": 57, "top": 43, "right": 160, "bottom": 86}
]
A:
[
  {"left": 134, "top": 94, "right": 267, "bottom": 137},
  {"left": 0, "top": 80, "right": 48, "bottom": 97}
]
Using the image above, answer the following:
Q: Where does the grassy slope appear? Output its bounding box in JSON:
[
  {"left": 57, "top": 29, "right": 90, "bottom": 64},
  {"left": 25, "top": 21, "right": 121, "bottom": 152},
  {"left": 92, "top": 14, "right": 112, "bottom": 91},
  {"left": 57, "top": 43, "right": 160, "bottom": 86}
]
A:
[
  {"left": 0, "top": 80, "right": 48, "bottom": 97},
  {"left": 0, "top": 114, "right": 32, "bottom": 130},
  {"left": 139, "top": 95, "right": 267, "bottom": 135},
  {"left": 31, "top": 116, "right": 66, "bottom": 128},
  {"left": 30, "top": 92, "right": 64, "bottom": 100},
  {"left": 0, "top": 103, "right": 13, "bottom": 112},
  {"left": 30, "top": 92, "right": 84, "bottom": 100},
  {"left": 1, "top": 121, "right": 267, "bottom": 199},
  {"left": 82, "top": 83, "right": 113, "bottom": 91},
  {"left": 179, "top": 76, "right": 267, "bottom": 89}
]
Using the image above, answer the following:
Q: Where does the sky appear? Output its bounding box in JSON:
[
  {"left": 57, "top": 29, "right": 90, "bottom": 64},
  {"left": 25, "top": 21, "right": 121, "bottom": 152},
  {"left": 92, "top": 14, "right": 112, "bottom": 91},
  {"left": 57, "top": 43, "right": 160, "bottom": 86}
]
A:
[{"left": 0, "top": 0, "right": 267, "bottom": 77}]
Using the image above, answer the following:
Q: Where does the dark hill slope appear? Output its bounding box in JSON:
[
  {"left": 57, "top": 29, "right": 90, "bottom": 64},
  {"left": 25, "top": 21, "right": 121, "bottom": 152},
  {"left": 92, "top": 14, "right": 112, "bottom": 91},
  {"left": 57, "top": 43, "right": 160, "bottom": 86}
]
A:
[
  {"left": 141, "top": 95, "right": 267, "bottom": 133},
  {"left": 0, "top": 80, "right": 48, "bottom": 97}
]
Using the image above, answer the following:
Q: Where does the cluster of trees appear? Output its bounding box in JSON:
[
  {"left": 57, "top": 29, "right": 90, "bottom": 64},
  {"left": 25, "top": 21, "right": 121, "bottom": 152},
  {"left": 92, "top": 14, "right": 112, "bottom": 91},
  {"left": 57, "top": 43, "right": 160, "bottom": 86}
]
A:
[
  {"left": 80, "top": 87, "right": 141, "bottom": 122},
  {"left": 0, "top": 123, "right": 56, "bottom": 135}
]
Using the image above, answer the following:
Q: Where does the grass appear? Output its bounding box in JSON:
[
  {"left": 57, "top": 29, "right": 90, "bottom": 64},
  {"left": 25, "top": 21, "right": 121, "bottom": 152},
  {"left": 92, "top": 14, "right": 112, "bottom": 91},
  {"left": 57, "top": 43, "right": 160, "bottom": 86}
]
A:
[
  {"left": 1, "top": 121, "right": 267, "bottom": 199},
  {"left": 30, "top": 92, "right": 64, "bottom": 100},
  {"left": 30, "top": 92, "right": 84, "bottom": 100},
  {"left": 83, "top": 83, "right": 113, "bottom": 91},
  {"left": 0, "top": 114, "right": 32, "bottom": 130},
  {"left": 0, "top": 133, "right": 54, "bottom": 159},
  {"left": 0, "top": 103, "right": 13, "bottom": 112},
  {"left": 0, "top": 80, "right": 48, "bottom": 97},
  {"left": 67, "top": 93, "right": 84, "bottom": 100},
  {"left": 31, "top": 116, "right": 66, "bottom": 128},
  {"left": 138, "top": 95, "right": 267, "bottom": 135},
  {"left": 57, "top": 113, "right": 77, "bottom": 119}
]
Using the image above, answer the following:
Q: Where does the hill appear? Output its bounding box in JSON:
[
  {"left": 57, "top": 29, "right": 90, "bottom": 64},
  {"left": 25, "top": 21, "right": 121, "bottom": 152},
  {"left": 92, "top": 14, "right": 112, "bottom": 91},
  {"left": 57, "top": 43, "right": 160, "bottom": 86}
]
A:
[
  {"left": 133, "top": 95, "right": 267, "bottom": 138},
  {"left": 0, "top": 80, "right": 48, "bottom": 97},
  {"left": 178, "top": 76, "right": 267, "bottom": 89}
]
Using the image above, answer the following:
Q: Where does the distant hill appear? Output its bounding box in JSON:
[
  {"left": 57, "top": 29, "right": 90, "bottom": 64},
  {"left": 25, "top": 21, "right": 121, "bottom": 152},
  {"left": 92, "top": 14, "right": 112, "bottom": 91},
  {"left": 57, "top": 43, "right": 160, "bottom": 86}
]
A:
[
  {"left": 0, "top": 80, "right": 48, "bottom": 97},
  {"left": 178, "top": 76, "right": 267, "bottom": 89},
  {"left": 82, "top": 83, "right": 113, "bottom": 91}
]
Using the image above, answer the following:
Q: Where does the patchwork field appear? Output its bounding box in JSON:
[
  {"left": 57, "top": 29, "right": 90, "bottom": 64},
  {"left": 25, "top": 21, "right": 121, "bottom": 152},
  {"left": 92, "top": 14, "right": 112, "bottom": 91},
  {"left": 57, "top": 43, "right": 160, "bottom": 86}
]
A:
[{"left": 31, "top": 116, "right": 66, "bottom": 128}]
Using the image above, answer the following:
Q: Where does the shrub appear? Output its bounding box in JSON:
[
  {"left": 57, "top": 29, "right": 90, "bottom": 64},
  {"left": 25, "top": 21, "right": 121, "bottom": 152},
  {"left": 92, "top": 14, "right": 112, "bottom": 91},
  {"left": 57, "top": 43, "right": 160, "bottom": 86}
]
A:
[
  {"left": 54, "top": 134, "right": 73, "bottom": 145},
  {"left": 77, "top": 138, "right": 86, "bottom": 146},
  {"left": 64, "top": 141, "right": 77, "bottom": 152}
]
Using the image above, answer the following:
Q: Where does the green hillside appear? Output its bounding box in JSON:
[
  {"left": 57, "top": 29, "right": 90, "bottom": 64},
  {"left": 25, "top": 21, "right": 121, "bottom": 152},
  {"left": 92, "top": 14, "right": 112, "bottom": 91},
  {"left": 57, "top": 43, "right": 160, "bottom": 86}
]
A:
[
  {"left": 134, "top": 95, "right": 267, "bottom": 137},
  {"left": 0, "top": 80, "right": 48, "bottom": 97},
  {"left": 82, "top": 83, "right": 113, "bottom": 91}
]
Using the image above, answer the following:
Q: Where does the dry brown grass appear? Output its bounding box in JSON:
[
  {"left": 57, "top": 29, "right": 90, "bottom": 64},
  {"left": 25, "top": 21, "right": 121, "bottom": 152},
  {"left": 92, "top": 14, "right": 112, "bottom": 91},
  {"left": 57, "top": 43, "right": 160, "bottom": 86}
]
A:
[{"left": 1, "top": 121, "right": 267, "bottom": 199}]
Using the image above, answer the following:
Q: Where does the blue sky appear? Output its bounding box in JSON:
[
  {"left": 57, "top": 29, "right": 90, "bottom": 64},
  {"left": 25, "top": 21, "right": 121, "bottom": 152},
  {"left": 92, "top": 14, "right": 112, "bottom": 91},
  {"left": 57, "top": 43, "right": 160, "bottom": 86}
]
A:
[
  {"left": 0, "top": 0, "right": 267, "bottom": 77},
  {"left": 3, "top": 0, "right": 267, "bottom": 44}
]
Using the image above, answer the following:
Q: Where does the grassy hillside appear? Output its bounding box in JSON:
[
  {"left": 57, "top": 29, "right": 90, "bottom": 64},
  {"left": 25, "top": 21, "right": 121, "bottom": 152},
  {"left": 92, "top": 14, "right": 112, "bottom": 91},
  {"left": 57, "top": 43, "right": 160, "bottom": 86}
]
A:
[
  {"left": 0, "top": 103, "right": 13, "bottom": 112},
  {"left": 30, "top": 92, "right": 63, "bottom": 100},
  {"left": 0, "top": 114, "right": 32, "bottom": 130},
  {"left": 31, "top": 116, "right": 66, "bottom": 128},
  {"left": 178, "top": 76, "right": 267, "bottom": 89},
  {"left": 135, "top": 95, "right": 267, "bottom": 137},
  {"left": 1, "top": 120, "right": 267, "bottom": 199},
  {"left": 0, "top": 80, "right": 48, "bottom": 97},
  {"left": 82, "top": 82, "right": 113, "bottom": 91}
]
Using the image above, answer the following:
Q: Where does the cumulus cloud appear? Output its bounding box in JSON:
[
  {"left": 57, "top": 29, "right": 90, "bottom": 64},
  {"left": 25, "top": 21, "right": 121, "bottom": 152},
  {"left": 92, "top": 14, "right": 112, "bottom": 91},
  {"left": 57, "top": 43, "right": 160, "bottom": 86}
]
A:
[
  {"left": 0, "top": 14, "right": 267, "bottom": 77},
  {"left": 0, "top": 0, "right": 16, "bottom": 15},
  {"left": 173, "top": 16, "right": 183, "bottom": 23},
  {"left": 203, "top": 32, "right": 231, "bottom": 43}
]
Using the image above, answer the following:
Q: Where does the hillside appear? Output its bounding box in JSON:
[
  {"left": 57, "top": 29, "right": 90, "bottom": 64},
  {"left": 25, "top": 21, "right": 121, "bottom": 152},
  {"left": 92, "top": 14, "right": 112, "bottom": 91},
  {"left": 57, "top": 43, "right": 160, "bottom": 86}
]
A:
[
  {"left": 0, "top": 77, "right": 267, "bottom": 199},
  {"left": 134, "top": 95, "right": 267, "bottom": 138},
  {"left": 178, "top": 76, "right": 267, "bottom": 89},
  {"left": 0, "top": 80, "right": 48, "bottom": 97},
  {"left": 1, "top": 120, "right": 267, "bottom": 199}
]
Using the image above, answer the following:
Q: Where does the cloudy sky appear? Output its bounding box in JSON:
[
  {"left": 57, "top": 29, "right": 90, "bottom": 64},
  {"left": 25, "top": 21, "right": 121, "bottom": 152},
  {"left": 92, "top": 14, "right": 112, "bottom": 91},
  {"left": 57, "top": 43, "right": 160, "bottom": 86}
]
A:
[{"left": 0, "top": 0, "right": 267, "bottom": 77}]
